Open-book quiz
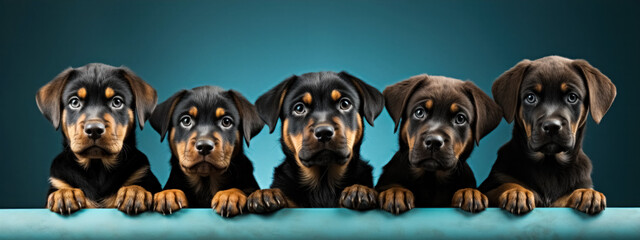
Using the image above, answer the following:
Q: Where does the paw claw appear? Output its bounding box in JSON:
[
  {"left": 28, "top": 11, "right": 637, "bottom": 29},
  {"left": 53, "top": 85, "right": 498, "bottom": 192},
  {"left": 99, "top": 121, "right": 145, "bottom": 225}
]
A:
[
  {"left": 379, "top": 187, "right": 414, "bottom": 215},
  {"left": 499, "top": 187, "right": 534, "bottom": 215},
  {"left": 566, "top": 188, "right": 606, "bottom": 215},
  {"left": 340, "top": 185, "right": 377, "bottom": 210},
  {"left": 211, "top": 188, "right": 247, "bottom": 218},
  {"left": 247, "top": 189, "right": 288, "bottom": 214}
]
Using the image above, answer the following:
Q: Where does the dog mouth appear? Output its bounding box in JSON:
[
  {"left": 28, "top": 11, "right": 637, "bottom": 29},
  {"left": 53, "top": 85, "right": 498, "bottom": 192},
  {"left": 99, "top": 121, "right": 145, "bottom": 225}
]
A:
[
  {"left": 410, "top": 148, "right": 458, "bottom": 171},
  {"left": 181, "top": 159, "right": 228, "bottom": 176},
  {"left": 533, "top": 143, "right": 570, "bottom": 155},
  {"left": 298, "top": 149, "right": 351, "bottom": 167},
  {"left": 180, "top": 156, "right": 229, "bottom": 177},
  {"left": 530, "top": 137, "right": 573, "bottom": 154},
  {"left": 410, "top": 157, "right": 457, "bottom": 171},
  {"left": 76, "top": 145, "right": 114, "bottom": 158}
]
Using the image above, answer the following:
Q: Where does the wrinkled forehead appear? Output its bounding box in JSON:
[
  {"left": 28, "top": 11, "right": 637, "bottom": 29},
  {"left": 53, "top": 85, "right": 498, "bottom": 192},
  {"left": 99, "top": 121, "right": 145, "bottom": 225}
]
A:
[
  {"left": 284, "top": 74, "right": 360, "bottom": 106},
  {"left": 62, "top": 69, "right": 132, "bottom": 100},
  {"left": 407, "top": 79, "right": 473, "bottom": 114},
  {"left": 521, "top": 62, "right": 586, "bottom": 95},
  {"left": 173, "top": 88, "right": 239, "bottom": 121}
]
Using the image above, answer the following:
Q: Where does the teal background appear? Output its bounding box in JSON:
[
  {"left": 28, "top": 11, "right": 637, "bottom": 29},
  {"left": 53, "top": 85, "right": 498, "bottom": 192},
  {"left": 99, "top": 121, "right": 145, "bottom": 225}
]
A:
[{"left": 1, "top": 0, "right": 638, "bottom": 208}]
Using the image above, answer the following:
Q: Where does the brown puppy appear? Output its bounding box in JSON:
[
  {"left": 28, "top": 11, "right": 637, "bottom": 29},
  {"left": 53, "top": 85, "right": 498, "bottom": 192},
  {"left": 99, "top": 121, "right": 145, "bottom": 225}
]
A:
[
  {"left": 376, "top": 74, "right": 502, "bottom": 214},
  {"left": 479, "top": 56, "right": 616, "bottom": 215}
]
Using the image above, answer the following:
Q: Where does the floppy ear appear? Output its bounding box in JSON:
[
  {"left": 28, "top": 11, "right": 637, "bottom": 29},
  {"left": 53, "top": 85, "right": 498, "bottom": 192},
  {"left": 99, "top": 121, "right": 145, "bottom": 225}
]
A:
[
  {"left": 463, "top": 81, "right": 503, "bottom": 145},
  {"left": 149, "top": 90, "right": 187, "bottom": 142},
  {"left": 120, "top": 67, "right": 158, "bottom": 129},
  {"left": 338, "top": 71, "right": 384, "bottom": 126},
  {"left": 228, "top": 90, "right": 264, "bottom": 146},
  {"left": 255, "top": 75, "right": 297, "bottom": 133},
  {"left": 36, "top": 67, "right": 75, "bottom": 129},
  {"left": 382, "top": 75, "right": 424, "bottom": 132},
  {"left": 492, "top": 59, "right": 531, "bottom": 123},
  {"left": 572, "top": 59, "right": 617, "bottom": 124}
]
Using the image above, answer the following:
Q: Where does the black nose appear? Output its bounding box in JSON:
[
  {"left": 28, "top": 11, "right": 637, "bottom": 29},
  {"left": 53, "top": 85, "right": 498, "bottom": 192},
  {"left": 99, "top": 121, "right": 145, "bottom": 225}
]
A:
[
  {"left": 542, "top": 119, "right": 563, "bottom": 135},
  {"left": 84, "top": 122, "right": 105, "bottom": 140},
  {"left": 314, "top": 125, "right": 335, "bottom": 143},
  {"left": 195, "top": 139, "right": 214, "bottom": 155},
  {"left": 424, "top": 135, "right": 444, "bottom": 151}
]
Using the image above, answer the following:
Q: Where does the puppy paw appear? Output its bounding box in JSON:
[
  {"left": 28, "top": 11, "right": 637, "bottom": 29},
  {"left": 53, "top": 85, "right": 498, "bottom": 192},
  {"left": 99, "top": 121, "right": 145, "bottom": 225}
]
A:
[
  {"left": 452, "top": 188, "right": 488, "bottom": 213},
  {"left": 115, "top": 185, "right": 153, "bottom": 215},
  {"left": 212, "top": 188, "right": 247, "bottom": 217},
  {"left": 378, "top": 187, "right": 414, "bottom": 215},
  {"left": 47, "top": 188, "right": 88, "bottom": 215},
  {"left": 499, "top": 187, "right": 535, "bottom": 215},
  {"left": 154, "top": 189, "right": 188, "bottom": 215},
  {"left": 247, "top": 188, "right": 288, "bottom": 214},
  {"left": 566, "top": 188, "right": 606, "bottom": 215},
  {"left": 339, "top": 184, "right": 378, "bottom": 210}
]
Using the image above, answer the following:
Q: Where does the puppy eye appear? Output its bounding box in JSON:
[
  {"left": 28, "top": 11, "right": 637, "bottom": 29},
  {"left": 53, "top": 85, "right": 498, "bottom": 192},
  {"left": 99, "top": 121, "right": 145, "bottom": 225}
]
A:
[
  {"left": 220, "top": 116, "right": 233, "bottom": 128},
  {"left": 567, "top": 93, "right": 579, "bottom": 104},
  {"left": 180, "top": 115, "right": 193, "bottom": 128},
  {"left": 414, "top": 108, "right": 425, "bottom": 119},
  {"left": 524, "top": 93, "right": 537, "bottom": 104},
  {"left": 339, "top": 98, "right": 352, "bottom": 111},
  {"left": 68, "top": 97, "right": 82, "bottom": 109},
  {"left": 454, "top": 113, "right": 467, "bottom": 125},
  {"left": 111, "top": 96, "right": 124, "bottom": 109},
  {"left": 293, "top": 102, "right": 306, "bottom": 116}
]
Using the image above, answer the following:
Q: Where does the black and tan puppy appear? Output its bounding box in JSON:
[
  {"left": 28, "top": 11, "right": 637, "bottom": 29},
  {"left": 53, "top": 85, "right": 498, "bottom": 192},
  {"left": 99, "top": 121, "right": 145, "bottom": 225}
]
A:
[
  {"left": 376, "top": 74, "right": 502, "bottom": 214},
  {"left": 150, "top": 86, "right": 263, "bottom": 217},
  {"left": 36, "top": 63, "right": 161, "bottom": 215},
  {"left": 479, "top": 56, "right": 616, "bottom": 215},
  {"left": 248, "top": 71, "right": 384, "bottom": 212}
]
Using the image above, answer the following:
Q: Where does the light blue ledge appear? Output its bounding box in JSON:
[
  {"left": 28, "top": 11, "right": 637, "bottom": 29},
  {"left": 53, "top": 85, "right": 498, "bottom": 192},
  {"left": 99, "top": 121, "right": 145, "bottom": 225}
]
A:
[{"left": 1, "top": 208, "right": 639, "bottom": 239}]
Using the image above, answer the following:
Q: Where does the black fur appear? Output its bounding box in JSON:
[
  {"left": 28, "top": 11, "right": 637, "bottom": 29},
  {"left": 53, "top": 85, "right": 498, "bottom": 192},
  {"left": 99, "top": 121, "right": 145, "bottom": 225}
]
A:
[
  {"left": 150, "top": 86, "right": 262, "bottom": 217},
  {"left": 271, "top": 146, "right": 374, "bottom": 208},
  {"left": 37, "top": 63, "right": 160, "bottom": 215},
  {"left": 249, "top": 71, "right": 383, "bottom": 211}
]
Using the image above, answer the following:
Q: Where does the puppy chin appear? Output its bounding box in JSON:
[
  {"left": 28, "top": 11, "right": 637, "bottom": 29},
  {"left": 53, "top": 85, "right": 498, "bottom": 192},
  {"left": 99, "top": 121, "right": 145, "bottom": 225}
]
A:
[
  {"left": 299, "top": 149, "right": 350, "bottom": 167},
  {"left": 75, "top": 146, "right": 117, "bottom": 159},
  {"left": 181, "top": 160, "right": 228, "bottom": 177},
  {"left": 531, "top": 142, "right": 573, "bottom": 155},
  {"left": 410, "top": 157, "right": 457, "bottom": 171}
]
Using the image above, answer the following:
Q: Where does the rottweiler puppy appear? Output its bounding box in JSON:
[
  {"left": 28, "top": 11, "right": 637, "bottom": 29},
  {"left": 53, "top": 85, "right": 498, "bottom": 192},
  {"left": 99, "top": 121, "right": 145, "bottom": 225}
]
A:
[
  {"left": 248, "top": 71, "right": 384, "bottom": 212},
  {"left": 376, "top": 74, "right": 502, "bottom": 214},
  {"left": 149, "top": 86, "right": 263, "bottom": 217},
  {"left": 36, "top": 63, "right": 161, "bottom": 215},
  {"left": 479, "top": 56, "right": 616, "bottom": 215}
]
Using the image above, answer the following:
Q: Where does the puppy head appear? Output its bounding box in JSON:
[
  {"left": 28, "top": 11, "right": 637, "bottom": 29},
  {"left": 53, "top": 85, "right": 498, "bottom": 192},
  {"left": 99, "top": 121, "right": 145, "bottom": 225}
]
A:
[
  {"left": 255, "top": 72, "right": 384, "bottom": 169},
  {"left": 36, "top": 64, "right": 157, "bottom": 167},
  {"left": 493, "top": 56, "right": 616, "bottom": 159},
  {"left": 384, "top": 74, "right": 501, "bottom": 171},
  {"left": 150, "top": 86, "right": 263, "bottom": 177}
]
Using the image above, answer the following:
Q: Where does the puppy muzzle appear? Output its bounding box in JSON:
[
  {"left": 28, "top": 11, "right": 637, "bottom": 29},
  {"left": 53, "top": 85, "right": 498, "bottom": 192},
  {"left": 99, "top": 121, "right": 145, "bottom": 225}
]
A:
[{"left": 530, "top": 117, "right": 575, "bottom": 154}]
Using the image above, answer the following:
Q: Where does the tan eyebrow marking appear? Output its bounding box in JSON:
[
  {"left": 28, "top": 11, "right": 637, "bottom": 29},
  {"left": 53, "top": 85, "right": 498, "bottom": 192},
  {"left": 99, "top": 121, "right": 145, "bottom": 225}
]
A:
[
  {"left": 450, "top": 103, "right": 459, "bottom": 113},
  {"left": 216, "top": 108, "right": 225, "bottom": 118},
  {"left": 105, "top": 87, "right": 115, "bottom": 98},
  {"left": 425, "top": 99, "right": 433, "bottom": 110},
  {"left": 560, "top": 82, "right": 568, "bottom": 92},
  {"left": 534, "top": 84, "right": 542, "bottom": 93},
  {"left": 302, "top": 92, "right": 312, "bottom": 105},
  {"left": 77, "top": 88, "right": 87, "bottom": 99},
  {"left": 189, "top": 106, "right": 198, "bottom": 117},
  {"left": 331, "top": 90, "right": 341, "bottom": 101}
]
